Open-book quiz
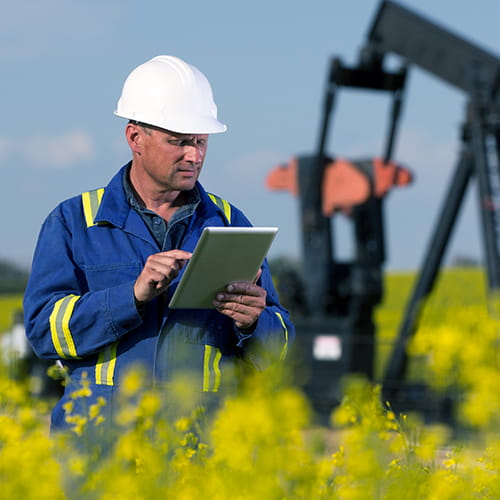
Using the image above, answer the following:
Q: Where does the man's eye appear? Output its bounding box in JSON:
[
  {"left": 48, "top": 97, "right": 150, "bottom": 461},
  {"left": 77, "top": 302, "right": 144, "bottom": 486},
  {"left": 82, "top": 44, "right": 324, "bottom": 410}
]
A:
[{"left": 168, "top": 138, "right": 205, "bottom": 147}]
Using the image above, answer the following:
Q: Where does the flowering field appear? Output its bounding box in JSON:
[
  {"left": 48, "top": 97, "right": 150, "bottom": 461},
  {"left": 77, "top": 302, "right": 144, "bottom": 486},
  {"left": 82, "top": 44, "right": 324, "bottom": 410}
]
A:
[
  {"left": 0, "top": 294, "right": 22, "bottom": 333},
  {"left": 2, "top": 267, "right": 500, "bottom": 499}
]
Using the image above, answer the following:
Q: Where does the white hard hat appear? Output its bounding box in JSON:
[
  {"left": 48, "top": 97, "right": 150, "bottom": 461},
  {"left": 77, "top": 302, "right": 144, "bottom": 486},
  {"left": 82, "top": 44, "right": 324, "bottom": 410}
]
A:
[{"left": 114, "top": 55, "right": 227, "bottom": 134}]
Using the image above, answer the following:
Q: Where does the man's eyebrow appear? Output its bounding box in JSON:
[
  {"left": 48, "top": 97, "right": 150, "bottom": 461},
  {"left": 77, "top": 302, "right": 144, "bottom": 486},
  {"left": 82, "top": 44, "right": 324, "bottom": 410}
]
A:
[
  {"left": 167, "top": 133, "right": 206, "bottom": 141},
  {"left": 167, "top": 134, "right": 189, "bottom": 141}
]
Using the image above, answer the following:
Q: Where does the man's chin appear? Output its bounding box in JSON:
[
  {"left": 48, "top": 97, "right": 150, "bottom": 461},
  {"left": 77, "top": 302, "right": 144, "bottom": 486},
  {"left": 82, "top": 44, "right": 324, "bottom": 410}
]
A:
[{"left": 174, "top": 179, "right": 197, "bottom": 191}]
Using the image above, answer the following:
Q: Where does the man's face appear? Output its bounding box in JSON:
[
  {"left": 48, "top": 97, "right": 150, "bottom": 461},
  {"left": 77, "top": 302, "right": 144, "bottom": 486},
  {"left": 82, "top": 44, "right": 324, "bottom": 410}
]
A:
[{"left": 133, "top": 125, "right": 209, "bottom": 192}]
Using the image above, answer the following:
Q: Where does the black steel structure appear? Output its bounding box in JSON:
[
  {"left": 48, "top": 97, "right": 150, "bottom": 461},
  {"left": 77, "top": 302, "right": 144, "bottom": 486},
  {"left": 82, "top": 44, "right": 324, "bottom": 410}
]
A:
[
  {"left": 365, "top": 1, "right": 500, "bottom": 404},
  {"left": 290, "top": 56, "right": 408, "bottom": 414},
  {"left": 270, "top": 0, "right": 500, "bottom": 418}
]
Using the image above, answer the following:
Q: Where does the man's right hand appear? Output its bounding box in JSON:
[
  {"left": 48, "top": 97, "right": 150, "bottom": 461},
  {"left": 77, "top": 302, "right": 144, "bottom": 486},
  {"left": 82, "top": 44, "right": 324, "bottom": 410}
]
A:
[{"left": 134, "top": 250, "right": 192, "bottom": 304}]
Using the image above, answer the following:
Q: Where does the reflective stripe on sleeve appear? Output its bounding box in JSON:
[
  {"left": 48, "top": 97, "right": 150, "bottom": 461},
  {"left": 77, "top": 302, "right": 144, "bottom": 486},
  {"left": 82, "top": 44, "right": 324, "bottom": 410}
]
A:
[
  {"left": 203, "top": 345, "right": 222, "bottom": 392},
  {"left": 275, "top": 312, "right": 289, "bottom": 361},
  {"left": 208, "top": 193, "right": 232, "bottom": 224},
  {"left": 82, "top": 188, "right": 105, "bottom": 228},
  {"left": 95, "top": 342, "right": 118, "bottom": 386},
  {"left": 49, "top": 295, "right": 80, "bottom": 359}
]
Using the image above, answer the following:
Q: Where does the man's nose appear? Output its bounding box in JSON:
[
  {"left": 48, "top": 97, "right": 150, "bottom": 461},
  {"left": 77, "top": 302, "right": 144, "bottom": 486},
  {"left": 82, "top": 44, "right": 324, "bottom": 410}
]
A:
[{"left": 184, "top": 144, "right": 204, "bottom": 163}]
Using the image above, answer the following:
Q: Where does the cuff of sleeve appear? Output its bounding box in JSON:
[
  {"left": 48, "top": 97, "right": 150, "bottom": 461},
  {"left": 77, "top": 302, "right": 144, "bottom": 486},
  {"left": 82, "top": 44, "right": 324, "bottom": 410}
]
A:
[
  {"left": 234, "top": 319, "right": 258, "bottom": 347},
  {"left": 106, "top": 280, "right": 143, "bottom": 338}
]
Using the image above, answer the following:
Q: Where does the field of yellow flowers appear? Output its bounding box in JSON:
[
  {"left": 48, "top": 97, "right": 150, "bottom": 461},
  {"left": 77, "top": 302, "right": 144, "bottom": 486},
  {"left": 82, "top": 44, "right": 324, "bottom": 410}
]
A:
[{"left": 1, "top": 267, "right": 500, "bottom": 499}]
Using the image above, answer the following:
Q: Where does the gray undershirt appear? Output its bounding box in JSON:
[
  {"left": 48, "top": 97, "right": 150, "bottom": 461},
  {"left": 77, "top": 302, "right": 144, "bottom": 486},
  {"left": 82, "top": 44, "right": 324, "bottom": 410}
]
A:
[{"left": 122, "top": 166, "right": 200, "bottom": 250}]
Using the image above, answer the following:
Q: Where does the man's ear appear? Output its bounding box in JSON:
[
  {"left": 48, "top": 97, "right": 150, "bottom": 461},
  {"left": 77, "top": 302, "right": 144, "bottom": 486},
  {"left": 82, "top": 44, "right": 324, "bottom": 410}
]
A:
[{"left": 125, "top": 123, "right": 142, "bottom": 154}]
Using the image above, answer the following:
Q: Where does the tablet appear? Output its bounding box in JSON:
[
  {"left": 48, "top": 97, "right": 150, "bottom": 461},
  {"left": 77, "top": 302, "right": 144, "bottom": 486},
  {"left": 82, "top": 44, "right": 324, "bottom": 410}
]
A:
[{"left": 168, "top": 226, "right": 278, "bottom": 309}]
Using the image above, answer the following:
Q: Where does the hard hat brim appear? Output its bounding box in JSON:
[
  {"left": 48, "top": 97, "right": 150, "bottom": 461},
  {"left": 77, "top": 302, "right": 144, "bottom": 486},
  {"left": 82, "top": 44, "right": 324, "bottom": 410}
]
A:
[{"left": 114, "top": 110, "right": 227, "bottom": 134}]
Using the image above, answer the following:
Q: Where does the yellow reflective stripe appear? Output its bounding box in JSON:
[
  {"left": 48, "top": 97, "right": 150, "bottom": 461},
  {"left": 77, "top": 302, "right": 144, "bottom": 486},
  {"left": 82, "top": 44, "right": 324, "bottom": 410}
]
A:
[
  {"left": 49, "top": 295, "right": 80, "bottom": 359},
  {"left": 208, "top": 193, "right": 232, "bottom": 224},
  {"left": 213, "top": 349, "right": 222, "bottom": 392},
  {"left": 275, "top": 312, "right": 289, "bottom": 361},
  {"left": 203, "top": 345, "right": 211, "bottom": 392},
  {"left": 203, "top": 345, "right": 222, "bottom": 392},
  {"left": 82, "top": 188, "right": 105, "bottom": 228},
  {"left": 95, "top": 342, "right": 118, "bottom": 385},
  {"left": 49, "top": 300, "right": 65, "bottom": 358}
]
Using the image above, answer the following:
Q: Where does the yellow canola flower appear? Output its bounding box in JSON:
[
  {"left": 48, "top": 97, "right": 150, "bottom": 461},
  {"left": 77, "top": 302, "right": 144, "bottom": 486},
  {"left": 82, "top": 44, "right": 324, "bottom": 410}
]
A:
[
  {"left": 62, "top": 400, "right": 73, "bottom": 415},
  {"left": 460, "top": 376, "right": 500, "bottom": 429},
  {"left": 69, "top": 386, "right": 92, "bottom": 399},
  {"left": 174, "top": 416, "right": 192, "bottom": 433},
  {"left": 65, "top": 414, "right": 88, "bottom": 436},
  {"left": 120, "top": 366, "right": 144, "bottom": 397},
  {"left": 426, "top": 468, "right": 471, "bottom": 500},
  {"left": 0, "top": 414, "right": 23, "bottom": 443},
  {"left": 68, "top": 455, "right": 87, "bottom": 477},
  {"left": 89, "top": 395, "right": 107, "bottom": 421},
  {"left": 115, "top": 402, "right": 139, "bottom": 427},
  {"left": 6, "top": 272, "right": 500, "bottom": 500},
  {"left": 413, "top": 424, "right": 450, "bottom": 463},
  {"left": 0, "top": 411, "right": 64, "bottom": 499},
  {"left": 138, "top": 390, "right": 161, "bottom": 418},
  {"left": 68, "top": 371, "right": 92, "bottom": 400},
  {"left": 470, "top": 443, "right": 500, "bottom": 497}
]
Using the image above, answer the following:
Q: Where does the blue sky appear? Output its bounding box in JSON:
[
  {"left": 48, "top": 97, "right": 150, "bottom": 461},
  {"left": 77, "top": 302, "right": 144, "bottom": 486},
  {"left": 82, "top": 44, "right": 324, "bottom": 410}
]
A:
[{"left": 2, "top": 0, "right": 500, "bottom": 271}]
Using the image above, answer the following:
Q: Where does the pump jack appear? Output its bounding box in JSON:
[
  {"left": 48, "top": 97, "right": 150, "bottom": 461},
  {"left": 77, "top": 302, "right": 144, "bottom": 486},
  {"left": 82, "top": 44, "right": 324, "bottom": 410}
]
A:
[{"left": 267, "top": 0, "right": 500, "bottom": 418}]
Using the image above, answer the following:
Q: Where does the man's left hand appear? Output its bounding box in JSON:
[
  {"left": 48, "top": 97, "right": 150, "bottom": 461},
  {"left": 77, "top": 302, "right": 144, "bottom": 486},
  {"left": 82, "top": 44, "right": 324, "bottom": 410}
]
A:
[{"left": 213, "top": 280, "right": 267, "bottom": 330}]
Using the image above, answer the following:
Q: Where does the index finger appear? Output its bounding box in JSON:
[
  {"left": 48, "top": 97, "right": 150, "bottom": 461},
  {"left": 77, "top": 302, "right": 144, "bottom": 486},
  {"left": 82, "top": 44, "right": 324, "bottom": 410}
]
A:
[{"left": 158, "top": 249, "right": 193, "bottom": 261}]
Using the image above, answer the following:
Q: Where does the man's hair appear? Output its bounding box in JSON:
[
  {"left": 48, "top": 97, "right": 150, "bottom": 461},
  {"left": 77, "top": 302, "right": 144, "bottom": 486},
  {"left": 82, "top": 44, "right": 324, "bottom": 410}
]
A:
[{"left": 128, "top": 120, "right": 153, "bottom": 135}]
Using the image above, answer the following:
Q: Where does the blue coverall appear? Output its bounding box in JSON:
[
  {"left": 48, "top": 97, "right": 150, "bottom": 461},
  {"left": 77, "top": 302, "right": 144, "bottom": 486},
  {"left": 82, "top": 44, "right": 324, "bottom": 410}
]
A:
[{"left": 23, "top": 164, "right": 294, "bottom": 430}]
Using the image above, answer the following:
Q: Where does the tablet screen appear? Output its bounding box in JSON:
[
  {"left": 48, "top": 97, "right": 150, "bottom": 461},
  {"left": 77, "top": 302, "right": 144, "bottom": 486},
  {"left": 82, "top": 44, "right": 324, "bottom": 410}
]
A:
[{"left": 168, "top": 226, "right": 278, "bottom": 309}]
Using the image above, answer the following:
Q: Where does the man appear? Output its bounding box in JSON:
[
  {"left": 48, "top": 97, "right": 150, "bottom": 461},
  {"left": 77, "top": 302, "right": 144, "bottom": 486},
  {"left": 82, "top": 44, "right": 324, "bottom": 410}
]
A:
[{"left": 23, "top": 55, "right": 294, "bottom": 431}]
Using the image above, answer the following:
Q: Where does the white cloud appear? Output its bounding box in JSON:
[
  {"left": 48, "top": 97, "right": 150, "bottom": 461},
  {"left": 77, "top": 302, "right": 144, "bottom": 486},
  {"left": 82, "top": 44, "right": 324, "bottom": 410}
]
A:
[
  {"left": 24, "top": 130, "right": 95, "bottom": 169},
  {"left": 0, "top": 130, "right": 95, "bottom": 169}
]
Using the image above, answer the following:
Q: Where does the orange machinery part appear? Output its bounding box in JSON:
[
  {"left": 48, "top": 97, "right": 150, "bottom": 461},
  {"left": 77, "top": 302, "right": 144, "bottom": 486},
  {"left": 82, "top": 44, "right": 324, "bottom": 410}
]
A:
[{"left": 265, "top": 156, "right": 413, "bottom": 217}]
